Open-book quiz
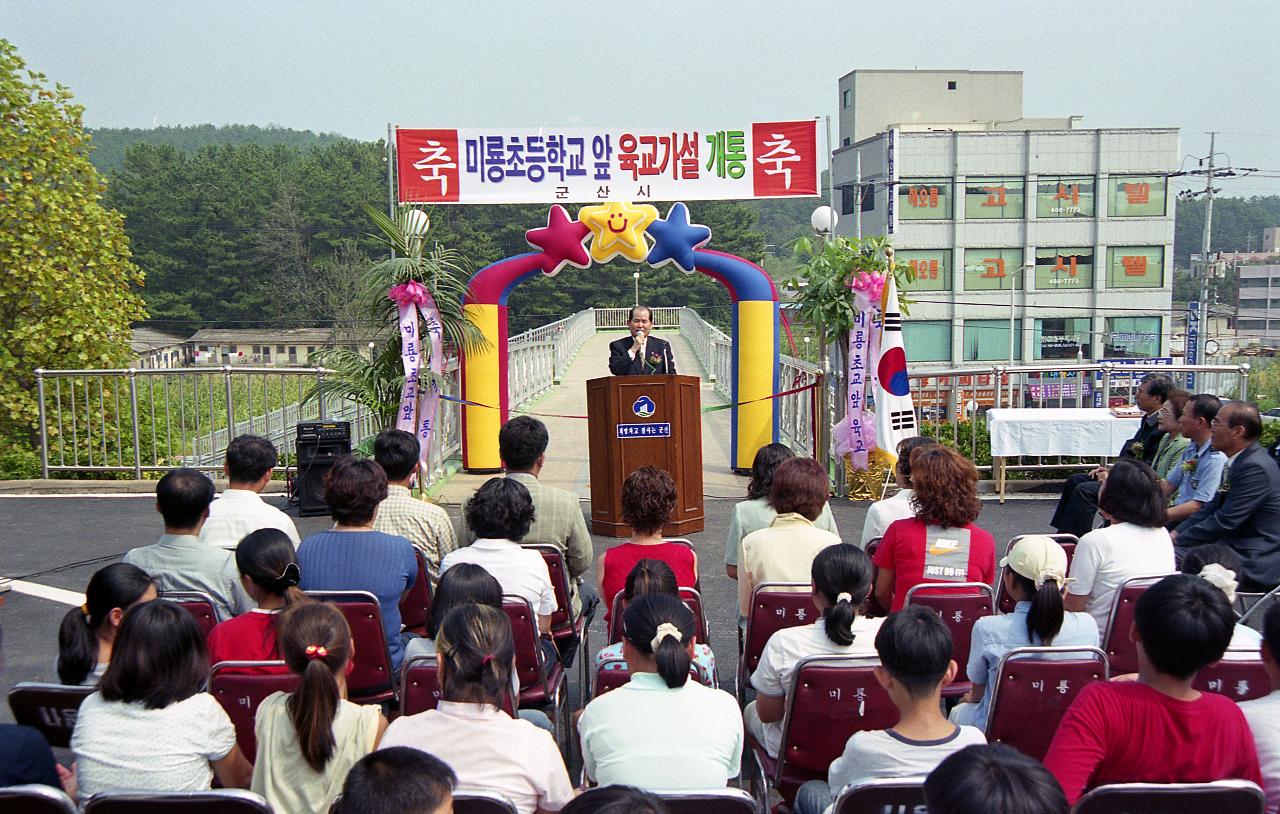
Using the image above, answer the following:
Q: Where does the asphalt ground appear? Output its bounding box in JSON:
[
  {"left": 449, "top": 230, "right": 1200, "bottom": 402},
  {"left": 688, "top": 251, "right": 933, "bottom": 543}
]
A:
[{"left": 0, "top": 491, "right": 1060, "bottom": 726}]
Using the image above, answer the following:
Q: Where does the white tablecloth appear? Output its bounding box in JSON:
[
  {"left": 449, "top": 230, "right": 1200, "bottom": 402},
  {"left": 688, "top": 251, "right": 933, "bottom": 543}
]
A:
[{"left": 986, "top": 408, "right": 1143, "bottom": 458}]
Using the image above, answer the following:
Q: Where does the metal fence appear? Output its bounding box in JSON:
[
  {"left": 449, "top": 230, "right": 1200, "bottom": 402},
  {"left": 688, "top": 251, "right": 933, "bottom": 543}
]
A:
[
  {"left": 593, "top": 306, "right": 681, "bottom": 329},
  {"left": 508, "top": 308, "right": 596, "bottom": 385}
]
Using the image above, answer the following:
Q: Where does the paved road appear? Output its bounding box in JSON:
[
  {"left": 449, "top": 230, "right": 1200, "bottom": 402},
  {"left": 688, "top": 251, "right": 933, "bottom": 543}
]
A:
[{"left": 0, "top": 492, "right": 1060, "bottom": 723}]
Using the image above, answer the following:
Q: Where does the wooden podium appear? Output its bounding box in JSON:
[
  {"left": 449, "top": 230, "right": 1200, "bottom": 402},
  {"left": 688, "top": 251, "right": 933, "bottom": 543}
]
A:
[{"left": 586, "top": 374, "right": 704, "bottom": 537}]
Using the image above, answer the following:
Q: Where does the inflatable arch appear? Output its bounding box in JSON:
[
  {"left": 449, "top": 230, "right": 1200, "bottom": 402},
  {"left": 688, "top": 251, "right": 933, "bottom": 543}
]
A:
[{"left": 460, "top": 202, "right": 779, "bottom": 472}]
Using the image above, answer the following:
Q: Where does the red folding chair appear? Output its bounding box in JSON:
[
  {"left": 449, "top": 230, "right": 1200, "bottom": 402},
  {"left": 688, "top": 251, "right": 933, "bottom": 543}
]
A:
[
  {"left": 592, "top": 657, "right": 713, "bottom": 699},
  {"left": 304, "top": 591, "right": 396, "bottom": 704},
  {"left": 7, "top": 682, "right": 95, "bottom": 748},
  {"left": 864, "top": 537, "right": 889, "bottom": 617},
  {"left": 983, "top": 646, "right": 1109, "bottom": 761},
  {"left": 0, "top": 784, "right": 78, "bottom": 814},
  {"left": 1072, "top": 780, "right": 1265, "bottom": 814},
  {"left": 398, "top": 549, "right": 434, "bottom": 637},
  {"left": 995, "top": 534, "right": 1077, "bottom": 613},
  {"left": 1194, "top": 655, "right": 1271, "bottom": 702},
  {"left": 831, "top": 778, "right": 927, "bottom": 814},
  {"left": 503, "top": 596, "right": 567, "bottom": 741},
  {"left": 398, "top": 654, "right": 516, "bottom": 716},
  {"left": 654, "top": 789, "right": 758, "bottom": 814},
  {"left": 163, "top": 591, "right": 219, "bottom": 639},
  {"left": 664, "top": 538, "right": 702, "bottom": 591},
  {"left": 82, "top": 789, "right": 273, "bottom": 814},
  {"left": 451, "top": 792, "right": 520, "bottom": 814},
  {"left": 523, "top": 544, "right": 590, "bottom": 705},
  {"left": 209, "top": 660, "right": 299, "bottom": 762},
  {"left": 1101, "top": 575, "right": 1167, "bottom": 675},
  {"left": 904, "top": 582, "right": 994, "bottom": 698},
  {"left": 607, "top": 587, "right": 711, "bottom": 648},
  {"left": 736, "top": 581, "right": 812, "bottom": 706},
  {"left": 750, "top": 655, "right": 895, "bottom": 807}
]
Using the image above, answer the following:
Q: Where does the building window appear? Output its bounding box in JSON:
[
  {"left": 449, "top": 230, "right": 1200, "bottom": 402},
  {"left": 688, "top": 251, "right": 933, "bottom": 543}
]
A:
[
  {"left": 1036, "top": 176, "right": 1096, "bottom": 218},
  {"left": 903, "top": 321, "right": 952, "bottom": 362},
  {"left": 947, "top": 80, "right": 957, "bottom": 90},
  {"left": 307, "top": 346, "right": 316, "bottom": 355},
  {"left": 1107, "top": 175, "right": 1167, "bottom": 218},
  {"left": 963, "top": 248, "right": 1025, "bottom": 291},
  {"left": 964, "top": 319, "right": 1023, "bottom": 361},
  {"left": 898, "top": 178, "right": 953, "bottom": 220},
  {"left": 897, "top": 249, "right": 953, "bottom": 292},
  {"left": 842, "top": 88, "right": 851, "bottom": 108},
  {"left": 1035, "top": 318, "right": 1092, "bottom": 360},
  {"left": 1240, "top": 277, "right": 1270, "bottom": 288},
  {"left": 1106, "top": 246, "right": 1164, "bottom": 289},
  {"left": 276, "top": 344, "right": 286, "bottom": 353},
  {"left": 964, "top": 177, "right": 1025, "bottom": 219},
  {"left": 862, "top": 183, "right": 875, "bottom": 212},
  {"left": 1239, "top": 319, "right": 1266, "bottom": 331},
  {"left": 1104, "top": 316, "right": 1161, "bottom": 358},
  {"left": 842, "top": 137, "right": 851, "bottom": 147},
  {"left": 288, "top": 347, "right": 298, "bottom": 360},
  {"left": 1034, "top": 247, "right": 1095, "bottom": 290},
  {"left": 229, "top": 345, "right": 238, "bottom": 353}
]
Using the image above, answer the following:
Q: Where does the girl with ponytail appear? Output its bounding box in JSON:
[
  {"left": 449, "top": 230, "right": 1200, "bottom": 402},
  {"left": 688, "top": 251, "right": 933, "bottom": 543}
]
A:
[
  {"left": 251, "top": 602, "right": 386, "bottom": 814},
  {"left": 745, "top": 544, "right": 882, "bottom": 759},
  {"left": 950, "top": 535, "right": 1098, "bottom": 728},
  {"left": 381, "top": 603, "right": 574, "bottom": 814},
  {"left": 57, "top": 563, "right": 156, "bottom": 685},
  {"left": 208, "top": 529, "right": 311, "bottom": 673},
  {"left": 578, "top": 594, "right": 743, "bottom": 790}
]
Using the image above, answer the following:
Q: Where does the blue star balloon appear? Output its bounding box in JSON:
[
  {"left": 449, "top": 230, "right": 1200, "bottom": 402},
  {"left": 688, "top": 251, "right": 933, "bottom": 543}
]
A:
[{"left": 646, "top": 202, "right": 712, "bottom": 273}]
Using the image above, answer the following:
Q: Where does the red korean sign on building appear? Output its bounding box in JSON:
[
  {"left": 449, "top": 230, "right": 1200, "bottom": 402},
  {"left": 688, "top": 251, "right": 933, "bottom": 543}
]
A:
[{"left": 395, "top": 121, "right": 819, "bottom": 204}]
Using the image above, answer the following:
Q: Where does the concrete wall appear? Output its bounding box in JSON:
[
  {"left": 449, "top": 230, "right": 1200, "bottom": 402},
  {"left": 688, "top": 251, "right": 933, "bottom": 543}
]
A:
[{"left": 837, "top": 70, "right": 1023, "bottom": 146}]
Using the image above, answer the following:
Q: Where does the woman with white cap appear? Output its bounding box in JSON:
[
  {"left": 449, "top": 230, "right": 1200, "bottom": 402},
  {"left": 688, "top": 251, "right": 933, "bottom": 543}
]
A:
[
  {"left": 950, "top": 535, "right": 1099, "bottom": 728},
  {"left": 578, "top": 594, "right": 742, "bottom": 790}
]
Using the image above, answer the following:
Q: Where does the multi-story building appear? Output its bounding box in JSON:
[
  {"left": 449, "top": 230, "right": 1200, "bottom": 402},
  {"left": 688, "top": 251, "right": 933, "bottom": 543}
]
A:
[
  {"left": 832, "top": 70, "right": 1177, "bottom": 372},
  {"left": 188, "top": 328, "right": 336, "bottom": 366},
  {"left": 1236, "top": 260, "right": 1280, "bottom": 348}
]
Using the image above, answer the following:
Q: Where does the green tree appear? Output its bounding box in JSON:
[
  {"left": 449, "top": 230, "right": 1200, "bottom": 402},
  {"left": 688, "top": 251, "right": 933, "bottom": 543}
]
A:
[{"left": 0, "top": 40, "right": 146, "bottom": 473}]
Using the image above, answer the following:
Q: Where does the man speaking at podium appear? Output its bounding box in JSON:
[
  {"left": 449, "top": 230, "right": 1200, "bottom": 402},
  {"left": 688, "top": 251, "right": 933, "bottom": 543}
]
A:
[{"left": 608, "top": 305, "right": 677, "bottom": 376}]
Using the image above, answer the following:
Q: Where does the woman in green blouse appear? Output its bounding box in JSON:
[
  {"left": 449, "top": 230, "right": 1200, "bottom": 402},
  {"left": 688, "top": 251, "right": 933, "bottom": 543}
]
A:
[{"left": 1150, "top": 389, "right": 1190, "bottom": 480}]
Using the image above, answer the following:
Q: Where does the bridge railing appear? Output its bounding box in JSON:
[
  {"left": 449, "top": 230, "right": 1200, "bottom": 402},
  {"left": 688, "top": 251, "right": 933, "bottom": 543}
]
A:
[
  {"left": 508, "top": 308, "right": 596, "bottom": 386},
  {"left": 594, "top": 306, "right": 681, "bottom": 329}
]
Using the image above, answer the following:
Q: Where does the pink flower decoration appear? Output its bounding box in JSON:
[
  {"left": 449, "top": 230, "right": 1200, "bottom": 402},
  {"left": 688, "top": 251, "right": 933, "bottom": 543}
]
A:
[
  {"left": 388, "top": 280, "right": 431, "bottom": 307},
  {"left": 849, "top": 270, "right": 886, "bottom": 309}
]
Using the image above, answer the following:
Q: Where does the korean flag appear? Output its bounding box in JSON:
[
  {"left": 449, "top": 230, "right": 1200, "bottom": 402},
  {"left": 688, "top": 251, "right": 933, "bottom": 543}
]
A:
[{"left": 874, "top": 276, "right": 918, "bottom": 460}]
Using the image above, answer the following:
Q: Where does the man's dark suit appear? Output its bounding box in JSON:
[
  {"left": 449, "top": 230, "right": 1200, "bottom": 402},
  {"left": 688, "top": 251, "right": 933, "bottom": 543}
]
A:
[
  {"left": 1175, "top": 442, "right": 1280, "bottom": 591},
  {"left": 1050, "top": 411, "right": 1166, "bottom": 537},
  {"left": 608, "top": 335, "right": 676, "bottom": 376}
]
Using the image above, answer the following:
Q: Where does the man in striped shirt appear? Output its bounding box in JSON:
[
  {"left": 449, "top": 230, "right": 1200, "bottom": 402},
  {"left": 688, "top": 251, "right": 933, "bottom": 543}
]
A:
[{"left": 372, "top": 429, "right": 457, "bottom": 583}]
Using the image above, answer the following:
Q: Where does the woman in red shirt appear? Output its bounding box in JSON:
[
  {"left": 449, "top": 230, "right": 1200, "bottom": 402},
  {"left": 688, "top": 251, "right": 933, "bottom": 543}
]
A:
[
  {"left": 872, "top": 445, "right": 996, "bottom": 612},
  {"left": 599, "top": 466, "right": 698, "bottom": 624},
  {"left": 207, "top": 528, "right": 311, "bottom": 672}
]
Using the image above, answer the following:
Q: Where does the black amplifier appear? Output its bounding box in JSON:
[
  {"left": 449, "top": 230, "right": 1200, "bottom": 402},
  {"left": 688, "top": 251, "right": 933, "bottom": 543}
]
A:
[{"left": 296, "top": 421, "right": 351, "bottom": 444}]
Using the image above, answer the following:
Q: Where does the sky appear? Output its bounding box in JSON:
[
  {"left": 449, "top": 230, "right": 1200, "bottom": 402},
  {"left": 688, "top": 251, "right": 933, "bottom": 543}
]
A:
[{"left": 4, "top": 0, "right": 1278, "bottom": 197}]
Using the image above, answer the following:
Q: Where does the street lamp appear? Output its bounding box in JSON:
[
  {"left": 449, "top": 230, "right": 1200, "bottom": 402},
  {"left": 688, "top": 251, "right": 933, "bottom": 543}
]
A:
[
  {"left": 810, "top": 206, "right": 838, "bottom": 240},
  {"left": 633, "top": 271, "right": 640, "bottom": 306}
]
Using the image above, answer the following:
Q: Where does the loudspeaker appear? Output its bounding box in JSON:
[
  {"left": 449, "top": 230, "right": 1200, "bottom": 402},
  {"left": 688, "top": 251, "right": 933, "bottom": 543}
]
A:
[
  {"left": 295, "top": 458, "right": 335, "bottom": 517},
  {"left": 294, "top": 422, "right": 351, "bottom": 517}
]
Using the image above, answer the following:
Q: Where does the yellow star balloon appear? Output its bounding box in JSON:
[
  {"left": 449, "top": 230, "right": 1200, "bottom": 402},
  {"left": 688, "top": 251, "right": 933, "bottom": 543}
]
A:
[{"left": 578, "top": 201, "right": 659, "bottom": 263}]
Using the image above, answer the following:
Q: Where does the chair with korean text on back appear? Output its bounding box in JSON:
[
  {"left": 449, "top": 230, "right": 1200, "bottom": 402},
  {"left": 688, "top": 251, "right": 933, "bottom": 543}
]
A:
[
  {"left": 522, "top": 543, "right": 590, "bottom": 705},
  {"left": 1101, "top": 575, "right": 1167, "bottom": 675},
  {"left": 830, "top": 778, "right": 927, "bottom": 814},
  {"left": 607, "top": 587, "right": 712, "bottom": 648},
  {"left": 983, "top": 646, "right": 1109, "bottom": 761},
  {"left": 83, "top": 789, "right": 273, "bottom": 814},
  {"left": 399, "top": 654, "right": 517, "bottom": 716},
  {"left": 303, "top": 590, "right": 396, "bottom": 704},
  {"left": 7, "top": 682, "right": 95, "bottom": 748},
  {"left": 995, "top": 534, "right": 1078, "bottom": 613},
  {"left": 735, "top": 581, "right": 812, "bottom": 706},
  {"left": 162, "top": 591, "right": 219, "bottom": 639},
  {"left": 0, "top": 784, "right": 78, "bottom": 814},
  {"left": 398, "top": 548, "right": 434, "bottom": 637},
  {"left": 904, "top": 582, "right": 994, "bottom": 698},
  {"left": 503, "top": 595, "right": 567, "bottom": 741},
  {"left": 749, "top": 655, "right": 895, "bottom": 808},
  {"left": 208, "top": 660, "right": 299, "bottom": 762},
  {"left": 1072, "top": 780, "right": 1265, "bottom": 814},
  {"left": 1193, "top": 653, "right": 1271, "bottom": 702}
]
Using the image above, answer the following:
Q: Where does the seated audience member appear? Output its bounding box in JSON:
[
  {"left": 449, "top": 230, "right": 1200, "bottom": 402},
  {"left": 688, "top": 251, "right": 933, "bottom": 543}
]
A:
[
  {"left": 252, "top": 603, "right": 387, "bottom": 814},
  {"left": 873, "top": 446, "right": 996, "bottom": 613},
  {"left": 726, "top": 443, "right": 839, "bottom": 579},
  {"left": 2, "top": 625, "right": 76, "bottom": 795},
  {"left": 372, "top": 428, "right": 457, "bottom": 582},
  {"left": 1241, "top": 603, "right": 1280, "bottom": 814},
  {"left": 200, "top": 434, "right": 300, "bottom": 550},
  {"left": 380, "top": 603, "right": 575, "bottom": 814},
  {"left": 405, "top": 562, "right": 504, "bottom": 661},
  {"left": 298, "top": 455, "right": 417, "bottom": 670},
  {"left": 441, "top": 477, "right": 557, "bottom": 638},
  {"left": 463, "top": 416, "right": 596, "bottom": 620},
  {"left": 71, "top": 600, "right": 253, "bottom": 801},
  {"left": 1044, "top": 574, "right": 1261, "bottom": 804},
  {"left": 1148, "top": 389, "right": 1191, "bottom": 480},
  {"left": 923, "top": 743, "right": 1069, "bottom": 814},
  {"left": 561, "top": 786, "right": 669, "bottom": 814},
  {"left": 738, "top": 457, "right": 840, "bottom": 618},
  {"left": 601, "top": 466, "right": 697, "bottom": 625},
  {"left": 793, "top": 607, "right": 986, "bottom": 814},
  {"left": 1160, "top": 394, "right": 1226, "bottom": 526},
  {"left": 1050, "top": 373, "right": 1172, "bottom": 536},
  {"left": 57, "top": 563, "right": 156, "bottom": 686},
  {"left": 1065, "top": 458, "right": 1175, "bottom": 637},
  {"left": 950, "top": 536, "right": 1099, "bottom": 728},
  {"left": 596, "top": 559, "right": 715, "bottom": 684},
  {"left": 746, "top": 544, "right": 883, "bottom": 759},
  {"left": 122, "top": 467, "right": 252, "bottom": 621},
  {"left": 208, "top": 528, "right": 310, "bottom": 672},
  {"left": 860, "top": 436, "right": 936, "bottom": 547},
  {"left": 335, "top": 747, "right": 456, "bottom": 814},
  {"left": 579, "top": 594, "right": 743, "bottom": 789},
  {"left": 1175, "top": 400, "right": 1280, "bottom": 591},
  {"left": 1181, "top": 544, "right": 1264, "bottom": 651}
]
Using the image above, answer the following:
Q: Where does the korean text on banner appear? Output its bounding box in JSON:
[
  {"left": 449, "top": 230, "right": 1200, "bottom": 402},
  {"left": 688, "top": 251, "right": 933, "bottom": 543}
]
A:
[{"left": 395, "top": 121, "right": 819, "bottom": 205}]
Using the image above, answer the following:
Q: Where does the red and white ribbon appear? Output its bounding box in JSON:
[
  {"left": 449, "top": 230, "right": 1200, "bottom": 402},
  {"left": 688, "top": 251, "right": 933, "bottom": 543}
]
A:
[{"left": 389, "top": 281, "right": 445, "bottom": 479}]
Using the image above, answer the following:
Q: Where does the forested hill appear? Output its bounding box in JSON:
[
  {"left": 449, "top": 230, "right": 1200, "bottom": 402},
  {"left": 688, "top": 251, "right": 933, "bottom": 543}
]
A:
[{"left": 87, "top": 124, "right": 349, "bottom": 172}]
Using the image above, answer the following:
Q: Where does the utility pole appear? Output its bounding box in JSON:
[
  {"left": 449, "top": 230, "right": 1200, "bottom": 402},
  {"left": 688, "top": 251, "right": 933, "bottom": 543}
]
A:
[{"left": 1199, "top": 131, "right": 1216, "bottom": 354}]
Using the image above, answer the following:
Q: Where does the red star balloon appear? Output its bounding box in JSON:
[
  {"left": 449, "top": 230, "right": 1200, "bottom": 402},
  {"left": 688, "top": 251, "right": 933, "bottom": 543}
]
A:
[{"left": 526, "top": 205, "right": 591, "bottom": 276}]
